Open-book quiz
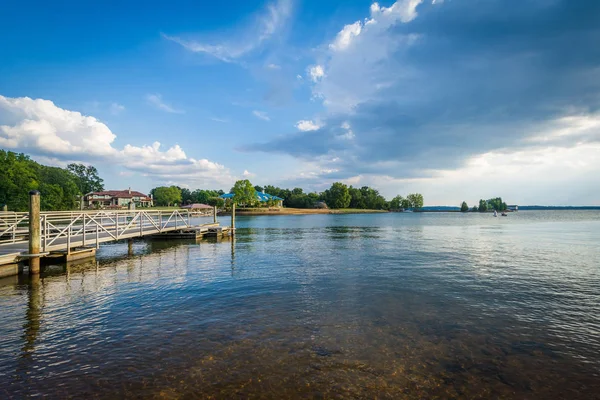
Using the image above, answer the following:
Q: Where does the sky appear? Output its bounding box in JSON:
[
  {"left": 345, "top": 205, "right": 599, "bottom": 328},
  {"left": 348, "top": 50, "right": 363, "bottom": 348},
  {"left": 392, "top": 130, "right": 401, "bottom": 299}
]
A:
[{"left": 1, "top": 0, "right": 599, "bottom": 206}]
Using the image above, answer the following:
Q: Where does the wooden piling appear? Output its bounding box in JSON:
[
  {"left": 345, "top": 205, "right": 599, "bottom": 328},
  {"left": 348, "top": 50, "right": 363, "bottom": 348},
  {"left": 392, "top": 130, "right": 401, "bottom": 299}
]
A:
[
  {"left": 128, "top": 238, "right": 134, "bottom": 256},
  {"left": 213, "top": 206, "right": 218, "bottom": 224},
  {"left": 28, "top": 190, "right": 41, "bottom": 274},
  {"left": 231, "top": 203, "right": 236, "bottom": 235}
]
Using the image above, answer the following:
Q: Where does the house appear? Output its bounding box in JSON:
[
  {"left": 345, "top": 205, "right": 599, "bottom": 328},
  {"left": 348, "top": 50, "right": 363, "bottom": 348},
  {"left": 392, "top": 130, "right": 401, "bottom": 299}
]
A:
[
  {"left": 507, "top": 204, "right": 519, "bottom": 212},
  {"left": 85, "top": 188, "right": 153, "bottom": 208},
  {"left": 220, "top": 190, "right": 284, "bottom": 207}
]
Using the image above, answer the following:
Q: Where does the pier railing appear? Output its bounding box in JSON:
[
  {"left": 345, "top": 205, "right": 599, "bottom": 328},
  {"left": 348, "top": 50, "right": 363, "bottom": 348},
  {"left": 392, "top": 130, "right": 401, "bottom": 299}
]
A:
[{"left": 0, "top": 209, "right": 208, "bottom": 250}]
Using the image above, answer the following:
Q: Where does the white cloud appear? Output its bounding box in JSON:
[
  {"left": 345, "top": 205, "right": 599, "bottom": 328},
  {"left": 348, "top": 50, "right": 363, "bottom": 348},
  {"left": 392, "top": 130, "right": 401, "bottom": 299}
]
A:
[
  {"left": 146, "top": 94, "right": 184, "bottom": 114},
  {"left": 329, "top": 21, "right": 362, "bottom": 51},
  {"left": 109, "top": 102, "right": 125, "bottom": 115},
  {"left": 253, "top": 110, "right": 270, "bottom": 121},
  {"left": 243, "top": 169, "right": 256, "bottom": 177},
  {"left": 295, "top": 120, "right": 322, "bottom": 131},
  {"left": 310, "top": 0, "right": 423, "bottom": 111},
  {"left": 267, "top": 63, "right": 281, "bottom": 69},
  {"left": 163, "top": 0, "right": 292, "bottom": 63},
  {"left": 0, "top": 95, "right": 233, "bottom": 187},
  {"left": 308, "top": 65, "right": 325, "bottom": 82}
]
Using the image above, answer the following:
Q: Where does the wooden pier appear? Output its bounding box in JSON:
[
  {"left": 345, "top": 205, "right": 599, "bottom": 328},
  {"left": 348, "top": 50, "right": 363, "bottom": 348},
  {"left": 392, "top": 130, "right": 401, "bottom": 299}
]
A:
[{"left": 0, "top": 191, "right": 236, "bottom": 277}]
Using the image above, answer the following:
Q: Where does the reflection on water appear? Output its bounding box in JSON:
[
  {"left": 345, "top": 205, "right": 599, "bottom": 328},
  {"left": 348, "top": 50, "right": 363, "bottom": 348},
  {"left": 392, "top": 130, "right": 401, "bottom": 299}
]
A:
[{"left": 0, "top": 211, "right": 599, "bottom": 398}]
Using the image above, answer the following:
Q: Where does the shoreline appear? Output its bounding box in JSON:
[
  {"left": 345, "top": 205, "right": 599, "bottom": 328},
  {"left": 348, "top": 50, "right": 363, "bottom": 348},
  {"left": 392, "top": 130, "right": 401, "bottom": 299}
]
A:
[{"left": 219, "top": 208, "right": 389, "bottom": 216}]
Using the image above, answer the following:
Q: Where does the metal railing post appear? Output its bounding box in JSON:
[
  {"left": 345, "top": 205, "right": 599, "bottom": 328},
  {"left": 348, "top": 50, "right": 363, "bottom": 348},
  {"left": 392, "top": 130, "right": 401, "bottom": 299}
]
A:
[
  {"left": 67, "top": 221, "right": 71, "bottom": 255},
  {"left": 82, "top": 213, "right": 86, "bottom": 247}
]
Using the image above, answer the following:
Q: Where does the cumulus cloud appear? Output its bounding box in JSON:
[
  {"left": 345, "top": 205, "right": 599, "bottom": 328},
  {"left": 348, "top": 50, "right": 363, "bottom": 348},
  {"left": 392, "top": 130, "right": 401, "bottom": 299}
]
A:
[
  {"left": 308, "top": 65, "right": 325, "bottom": 82},
  {"left": 146, "top": 94, "right": 184, "bottom": 114},
  {"left": 243, "top": 0, "right": 600, "bottom": 204},
  {"left": 295, "top": 120, "right": 322, "bottom": 131},
  {"left": 253, "top": 110, "right": 270, "bottom": 121},
  {"left": 243, "top": 169, "right": 256, "bottom": 177},
  {"left": 0, "top": 95, "right": 232, "bottom": 186},
  {"left": 163, "top": 0, "right": 292, "bottom": 63}
]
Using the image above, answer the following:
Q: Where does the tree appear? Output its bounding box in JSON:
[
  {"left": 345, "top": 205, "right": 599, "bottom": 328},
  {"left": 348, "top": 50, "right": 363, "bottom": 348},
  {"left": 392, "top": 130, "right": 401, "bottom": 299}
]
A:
[
  {"left": 254, "top": 185, "right": 263, "bottom": 193},
  {"left": 478, "top": 199, "right": 488, "bottom": 212},
  {"left": 151, "top": 186, "right": 182, "bottom": 206},
  {"left": 472, "top": 205, "right": 478, "bottom": 212},
  {"left": 67, "top": 163, "right": 104, "bottom": 194},
  {"left": 389, "top": 195, "right": 405, "bottom": 210},
  {"left": 207, "top": 197, "right": 225, "bottom": 208},
  {"left": 406, "top": 193, "right": 424, "bottom": 210},
  {"left": 487, "top": 197, "right": 507, "bottom": 211},
  {"left": 324, "top": 182, "right": 351, "bottom": 209},
  {"left": 231, "top": 179, "right": 256, "bottom": 207},
  {"left": 461, "top": 201, "right": 469, "bottom": 212}
]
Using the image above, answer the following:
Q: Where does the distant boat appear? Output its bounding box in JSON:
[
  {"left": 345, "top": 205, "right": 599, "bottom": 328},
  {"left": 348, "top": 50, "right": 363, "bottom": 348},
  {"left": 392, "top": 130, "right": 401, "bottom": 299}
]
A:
[
  {"left": 501, "top": 212, "right": 508, "bottom": 217},
  {"left": 494, "top": 210, "right": 498, "bottom": 217}
]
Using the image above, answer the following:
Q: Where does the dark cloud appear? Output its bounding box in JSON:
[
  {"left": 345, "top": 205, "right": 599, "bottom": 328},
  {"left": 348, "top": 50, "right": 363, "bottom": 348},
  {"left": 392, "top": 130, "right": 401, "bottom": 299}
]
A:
[{"left": 243, "top": 0, "right": 600, "bottom": 179}]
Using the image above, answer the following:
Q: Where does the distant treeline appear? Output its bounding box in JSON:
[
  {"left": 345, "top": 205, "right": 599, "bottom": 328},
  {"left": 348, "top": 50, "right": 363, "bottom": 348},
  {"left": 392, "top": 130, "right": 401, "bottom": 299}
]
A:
[
  {"left": 151, "top": 180, "right": 424, "bottom": 210},
  {"left": 460, "top": 198, "right": 508, "bottom": 212},
  {"left": 0, "top": 151, "right": 104, "bottom": 211}
]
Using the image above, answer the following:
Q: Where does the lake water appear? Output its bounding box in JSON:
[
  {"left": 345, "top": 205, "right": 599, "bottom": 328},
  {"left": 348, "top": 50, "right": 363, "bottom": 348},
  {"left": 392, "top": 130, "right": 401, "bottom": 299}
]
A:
[{"left": 1, "top": 211, "right": 599, "bottom": 398}]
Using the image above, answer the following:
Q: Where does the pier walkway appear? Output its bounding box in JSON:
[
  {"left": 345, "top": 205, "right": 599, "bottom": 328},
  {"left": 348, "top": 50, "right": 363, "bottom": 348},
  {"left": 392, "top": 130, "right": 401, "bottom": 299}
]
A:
[{"left": 0, "top": 209, "right": 219, "bottom": 266}]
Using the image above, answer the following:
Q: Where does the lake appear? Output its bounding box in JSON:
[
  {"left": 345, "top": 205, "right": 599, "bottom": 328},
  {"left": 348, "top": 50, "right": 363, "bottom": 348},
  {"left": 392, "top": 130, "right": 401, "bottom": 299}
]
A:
[{"left": 1, "top": 211, "right": 599, "bottom": 398}]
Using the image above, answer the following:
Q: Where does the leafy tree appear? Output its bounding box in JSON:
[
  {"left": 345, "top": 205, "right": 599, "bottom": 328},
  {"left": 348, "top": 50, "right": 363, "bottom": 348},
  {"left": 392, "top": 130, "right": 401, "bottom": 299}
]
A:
[
  {"left": 407, "top": 193, "right": 424, "bottom": 210},
  {"left": 67, "top": 163, "right": 104, "bottom": 194},
  {"left": 180, "top": 188, "right": 193, "bottom": 204},
  {"left": 0, "top": 151, "right": 90, "bottom": 211},
  {"left": 487, "top": 197, "right": 508, "bottom": 211},
  {"left": 461, "top": 201, "right": 469, "bottom": 212},
  {"left": 207, "top": 197, "right": 225, "bottom": 208},
  {"left": 323, "top": 182, "right": 351, "bottom": 209},
  {"left": 231, "top": 179, "right": 256, "bottom": 207},
  {"left": 151, "top": 186, "right": 182, "bottom": 206},
  {"left": 389, "top": 195, "right": 405, "bottom": 210},
  {"left": 254, "top": 185, "right": 263, "bottom": 193},
  {"left": 478, "top": 199, "right": 488, "bottom": 212},
  {"left": 472, "top": 205, "right": 478, "bottom": 212}
]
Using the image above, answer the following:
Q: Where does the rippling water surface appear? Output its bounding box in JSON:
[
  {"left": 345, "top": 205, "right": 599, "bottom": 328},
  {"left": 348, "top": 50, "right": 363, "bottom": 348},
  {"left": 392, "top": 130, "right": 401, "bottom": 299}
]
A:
[{"left": 1, "top": 211, "right": 600, "bottom": 398}]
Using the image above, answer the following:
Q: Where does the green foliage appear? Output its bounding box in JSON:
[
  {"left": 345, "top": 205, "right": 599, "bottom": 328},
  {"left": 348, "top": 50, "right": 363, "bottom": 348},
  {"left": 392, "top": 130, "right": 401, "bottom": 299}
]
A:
[
  {"left": 389, "top": 195, "right": 405, "bottom": 210},
  {"left": 472, "top": 205, "right": 478, "bottom": 212},
  {"left": 67, "top": 163, "right": 104, "bottom": 194},
  {"left": 407, "top": 193, "right": 424, "bottom": 210},
  {"left": 254, "top": 185, "right": 263, "bottom": 193},
  {"left": 0, "top": 151, "right": 88, "bottom": 211},
  {"left": 323, "top": 182, "right": 351, "bottom": 209},
  {"left": 231, "top": 179, "right": 256, "bottom": 206},
  {"left": 478, "top": 199, "right": 488, "bottom": 212},
  {"left": 151, "top": 186, "right": 182, "bottom": 206},
  {"left": 461, "top": 201, "right": 469, "bottom": 212},
  {"left": 487, "top": 197, "right": 507, "bottom": 211},
  {"left": 206, "top": 197, "right": 225, "bottom": 208}
]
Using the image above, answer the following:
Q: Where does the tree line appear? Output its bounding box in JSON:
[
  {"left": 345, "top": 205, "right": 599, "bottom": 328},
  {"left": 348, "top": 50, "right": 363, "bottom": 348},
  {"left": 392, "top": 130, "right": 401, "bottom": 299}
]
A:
[
  {"left": 460, "top": 197, "right": 508, "bottom": 212},
  {"left": 0, "top": 150, "right": 104, "bottom": 211},
  {"left": 151, "top": 180, "right": 424, "bottom": 210}
]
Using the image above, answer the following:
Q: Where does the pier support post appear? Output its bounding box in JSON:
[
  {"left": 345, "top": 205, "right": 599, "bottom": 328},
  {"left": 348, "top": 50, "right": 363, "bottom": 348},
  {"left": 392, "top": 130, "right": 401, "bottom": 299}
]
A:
[
  {"left": 231, "top": 203, "right": 236, "bottom": 235},
  {"left": 2, "top": 204, "right": 7, "bottom": 212},
  {"left": 213, "top": 206, "right": 218, "bottom": 224},
  {"left": 28, "top": 190, "right": 41, "bottom": 275},
  {"left": 128, "top": 238, "right": 134, "bottom": 256}
]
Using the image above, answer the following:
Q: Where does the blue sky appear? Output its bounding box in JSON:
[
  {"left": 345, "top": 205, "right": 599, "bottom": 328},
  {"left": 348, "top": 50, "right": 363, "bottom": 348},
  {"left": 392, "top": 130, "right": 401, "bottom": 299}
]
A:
[{"left": 1, "top": 0, "right": 599, "bottom": 205}]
